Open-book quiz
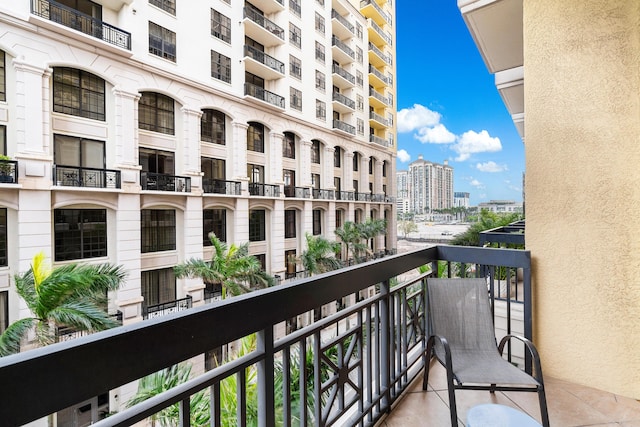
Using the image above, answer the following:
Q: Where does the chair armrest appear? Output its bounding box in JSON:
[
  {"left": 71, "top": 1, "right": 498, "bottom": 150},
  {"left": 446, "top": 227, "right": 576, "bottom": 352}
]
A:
[
  {"left": 498, "top": 334, "right": 545, "bottom": 384},
  {"left": 427, "top": 334, "right": 454, "bottom": 372}
]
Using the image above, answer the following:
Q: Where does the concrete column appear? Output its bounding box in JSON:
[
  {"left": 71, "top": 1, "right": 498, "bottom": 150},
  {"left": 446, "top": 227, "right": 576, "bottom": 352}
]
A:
[
  {"left": 374, "top": 159, "right": 384, "bottom": 195},
  {"left": 324, "top": 146, "right": 335, "bottom": 189},
  {"left": 270, "top": 131, "right": 284, "bottom": 186},
  {"left": 271, "top": 199, "right": 285, "bottom": 277},
  {"left": 344, "top": 151, "right": 354, "bottom": 192},
  {"left": 182, "top": 195, "right": 205, "bottom": 303},
  {"left": 114, "top": 193, "right": 143, "bottom": 323},
  {"left": 112, "top": 87, "right": 141, "bottom": 190},
  {"left": 300, "top": 140, "right": 312, "bottom": 187}
]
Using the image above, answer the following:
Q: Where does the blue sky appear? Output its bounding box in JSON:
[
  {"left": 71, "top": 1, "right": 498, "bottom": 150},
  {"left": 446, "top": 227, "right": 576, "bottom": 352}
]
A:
[{"left": 395, "top": 2, "right": 524, "bottom": 206}]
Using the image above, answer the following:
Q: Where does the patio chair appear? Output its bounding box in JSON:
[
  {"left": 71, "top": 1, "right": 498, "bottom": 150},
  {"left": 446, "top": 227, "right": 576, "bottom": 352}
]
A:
[{"left": 422, "top": 278, "right": 550, "bottom": 427}]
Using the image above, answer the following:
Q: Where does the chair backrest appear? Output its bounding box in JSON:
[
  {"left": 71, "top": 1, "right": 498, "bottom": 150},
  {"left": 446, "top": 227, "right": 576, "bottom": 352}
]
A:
[{"left": 427, "top": 278, "right": 497, "bottom": 354}]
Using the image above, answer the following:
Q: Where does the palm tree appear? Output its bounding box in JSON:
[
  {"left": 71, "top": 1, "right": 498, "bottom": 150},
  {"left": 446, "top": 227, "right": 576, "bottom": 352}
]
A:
[
  {"left": 299, "top": 234, "right": 342, "bottom": 275},
  {"left": 174, "top": 233, "right": 275, "bottom": 299},
  {"left": 0, "top": 252, "right": 126, "bottom": 356},
  {"left": 356, "top": 218, "right": 387, "bottom": 258},
  {"left": 334, "top": 221, "right": 366, "bottom": 263}
]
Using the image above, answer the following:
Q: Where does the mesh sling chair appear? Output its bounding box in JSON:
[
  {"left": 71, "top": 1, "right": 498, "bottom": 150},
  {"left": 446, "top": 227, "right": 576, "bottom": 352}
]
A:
[{"left": 422, "top": 278, "right": 550, "bottom": 426}]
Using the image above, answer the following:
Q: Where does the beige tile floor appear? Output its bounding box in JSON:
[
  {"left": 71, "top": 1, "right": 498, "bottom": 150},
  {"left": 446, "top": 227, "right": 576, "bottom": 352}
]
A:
[{"left": 377, "top": 360, "right": 640, "bottom": 426}]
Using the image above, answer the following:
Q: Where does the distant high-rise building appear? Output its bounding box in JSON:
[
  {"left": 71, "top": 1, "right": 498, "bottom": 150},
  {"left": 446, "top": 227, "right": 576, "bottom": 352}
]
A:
[
  {"left": 408, "top": 156, "right": 453, "bottom": 214},
  {"left": 396, "top": 170, "right": 409, "bottom": 214},
  {"left": 454, "top": 192, "right": 470, "bottom": 208}
]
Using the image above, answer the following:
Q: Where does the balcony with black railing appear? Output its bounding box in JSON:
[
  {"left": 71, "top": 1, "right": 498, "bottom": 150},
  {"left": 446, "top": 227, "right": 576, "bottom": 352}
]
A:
[
  {"left": 140, "top": 172, "right": 191, "bottom": 193},
  {"left": 249, "top": 182, "right": 280, "bottom": 197},
  {"left": 202, "top": 178, "right": 241, "bottom": 196},
  {"left": 243, "top": 6, "right": 285, "bottom": 46},
  {"left": 331, "top": 9, "right": 355, "bottom": 38},
  {"left": 31, "top": 0, "right": 131, "bottom": 50},
  {"left": 332, "top": 91, "right": 356, "bottom": 111},
  {"left": 244, "top": 82, "right": 285, "bottom": 109},
  {"left": 332, "top": 63, "right": 356, "bottom": 88},
  {"left": 143, "top": 296, "right": 193, "bottom": 320},
  {"left": 331, "top": 35, "right": 355, "bottom": 61},
  {"left": 0, "top": 245, "right": 540, "bottom": 426},
  {"left": 336, "top": 190, "right": 356, "bottom": 200},
  {"left": 356, "top": 191, "right": 372, "bottom": 202},
  {"left": 244, "top": 45, "right": 285, "bottom": 78},
  {"left": 56, "top": 311, "right": 123, "bottom": 343},
  {"left": 283, "top": 186, "right": 310, "bottom": 198},
  {"left": 54, "top": 165, "right": 121, "bottom": 189},
  {"left": 332, "top": 118, "right": 356, "bottom": 135},
  {"left": 370, "top": 134, "right": 390, "bottom": 147},
  {"left": 0, "top": 159, "right": 18, "bottom": 184},
  {"left": 312, "top": 188, "right": 335, "bottom": 200}
]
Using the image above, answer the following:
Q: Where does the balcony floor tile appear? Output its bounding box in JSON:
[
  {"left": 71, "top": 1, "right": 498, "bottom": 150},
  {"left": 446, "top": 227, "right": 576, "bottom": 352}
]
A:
[{"left": 379, "top": 362, "right": 640, "bottom": 427}]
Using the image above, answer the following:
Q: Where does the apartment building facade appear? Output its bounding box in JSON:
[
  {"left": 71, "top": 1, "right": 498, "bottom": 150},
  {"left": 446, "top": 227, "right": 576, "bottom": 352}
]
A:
[
  {"left": 407, "top": 155, "right": 453, "bottom": 215},
  {"left": 0, "top": 0, "right": 397, "bottom": 347}
]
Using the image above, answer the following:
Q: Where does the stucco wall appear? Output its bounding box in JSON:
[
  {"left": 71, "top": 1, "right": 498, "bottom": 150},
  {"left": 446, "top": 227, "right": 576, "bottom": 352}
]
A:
[{"left": 524, "top": 0, "right": 640, "bottom": 398}]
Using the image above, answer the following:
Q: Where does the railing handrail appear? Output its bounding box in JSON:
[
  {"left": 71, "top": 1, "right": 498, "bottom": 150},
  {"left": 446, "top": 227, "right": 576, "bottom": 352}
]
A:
[
  {"left": 244, "top": 44, "right": 285, "bottom": 73},
  {"left": 331, "top": 9, "right": 355, "bottom": 34},
  {"left": 332, "top": 63, "right": 356, "bottom": 84},
  {"left": 202, "top": 177, "right": 242, "bottom": 195},
  {"left": 243, "top": 6, "right": 284, "bottom": 40},
  {"left": 332, "top": 91, "right": 356, "bottom": 109},
  {"left": 244, "top": 82, "right": 285, "bottom": 108},
  {"left": 331, "top": 35, "right": 355, "bottom": 59},
  {"left": 0, "top": 245, "right": 532, "bottom": 426}
]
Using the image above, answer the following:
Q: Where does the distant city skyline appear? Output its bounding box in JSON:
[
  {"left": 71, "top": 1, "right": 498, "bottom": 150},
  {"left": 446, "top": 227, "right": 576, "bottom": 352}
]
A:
[{"left": 395, "top": 2, "right": 525, "bottom": 206}]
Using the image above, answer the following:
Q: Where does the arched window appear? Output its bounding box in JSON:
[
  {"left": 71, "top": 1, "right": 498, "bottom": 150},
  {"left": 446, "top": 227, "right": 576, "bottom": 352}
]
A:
[
  {"left": 139, "top": 92, "right": 175, "bottom": 135},
  {"left": 53, "top": 67, "right": 105, "bottom": 121},
  {"left": 247, "top": 122, "right": 265, "bottom": 153},
  {"left": 311, "top": 139, "right": 321, "bottom": 164},
  {"left": 283, "top": 132, "right": 295, "bottom": 159},
  {"left": 201, "top": 109, "right": 226, "bottom": 145}
]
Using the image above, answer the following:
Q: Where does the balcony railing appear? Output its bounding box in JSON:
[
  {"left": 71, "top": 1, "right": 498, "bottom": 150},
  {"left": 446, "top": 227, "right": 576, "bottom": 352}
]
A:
[
  {"left": 368, "top": 42, "right": 391, "bottom": 65},
  {"left": 332, "top": 91, "right": 356, "bottom": 109},
  {"left": 202, "top": 178, "right": 241, "bottom": 196},
  {"left": 369, "top": 64, "right": 389, "bottom": 84},
  {"left": 356, "top": 191, "right": 372, "bottom": 202},
  {"left": 244, "top": 45, "right": 285, "bottom": 74},
  {"left": 332, "top": 118, "right": 356, "bottom": 135},
  {"left": 331, "top": 35, "right": 355, "bottom": 59},
  {"left": 0, "top": 245, "right": 533, "bottom": 426},
  {"left": 54, "top": 165, "right": 121, "bottom": 189},
  {"left": 143, "top": 296, "right": 193, "bottom": 320},
  {"left": 331, "top": 9, "right": 355, "bottom": 34},
  {"left": 336, "top": 190, "right": 355, "bottom": 200},
  {"left": 0, "top": 159, "right": 18, "bottom": 184},
  {"left": 332, "top": 63, "right": 356, "bottom": 84},
  {"left": 243, "top": 6, "right": 285, "bottom": 40},
  {"left": 370, "top": 134, "right": 389, "bottom": 146},
  {"left": 284, "top": 186, "right": 310, "bottom": 198},
  {"left": 369, "top": 87, "right": 389, "bottom": 105},
  {"left": 140, "top": 172, "right": 191, "bottom": 192},
  {"left": 244, "top": 82, "right": 285, "bottom": 108},
  {"left": 31, "top": 0, "right": 131, "bottom": 50},
  {"left": 312, "top": 188, "right": 335, "bottom": 200},
  {"left": 369, "top": 19, "right": 393, "bottom": 45},
  {"left": 370, "top": 111, "right": 388, "bottom": 126},
  {"left": 56, "top": 312, "right": 123, "bottom": 342},
  {"left": 249, "top": 182, "right": 280, "bottom": 197},
  {"left": 360, "top": 0, "right": 392, "bottom": 25}
]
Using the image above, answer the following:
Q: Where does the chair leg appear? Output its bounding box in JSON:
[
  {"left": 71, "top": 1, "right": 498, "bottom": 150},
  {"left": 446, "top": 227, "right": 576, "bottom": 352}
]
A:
[
  {"left": 423, "top": 339, "right": 435, "bottom": 390},
  {"left": 447, "top": 380, "right": 457, "bottom": 426},
  {"left": 538, "top": 385, "right": 550, "bottom": 427}
]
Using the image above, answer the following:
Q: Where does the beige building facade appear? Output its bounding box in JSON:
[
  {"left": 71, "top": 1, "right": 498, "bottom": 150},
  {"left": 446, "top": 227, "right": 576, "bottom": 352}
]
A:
[{"left": 460, "top": 0, "right": 640, "bottom": 398}]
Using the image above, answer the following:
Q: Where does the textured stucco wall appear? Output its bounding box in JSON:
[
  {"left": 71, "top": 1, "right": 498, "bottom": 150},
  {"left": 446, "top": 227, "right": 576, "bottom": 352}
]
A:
[{"left": 524, "top": 0, "right": 640, "bottom": 398}]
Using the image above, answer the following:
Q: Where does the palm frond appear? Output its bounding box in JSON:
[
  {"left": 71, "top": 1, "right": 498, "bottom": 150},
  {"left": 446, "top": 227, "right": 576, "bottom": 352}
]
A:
[
  {"left": 48, "top": 300, "right": 120, "bottom": 332},
  {"left": 0, "top": 318, "right": 36, "bottom": 356}
]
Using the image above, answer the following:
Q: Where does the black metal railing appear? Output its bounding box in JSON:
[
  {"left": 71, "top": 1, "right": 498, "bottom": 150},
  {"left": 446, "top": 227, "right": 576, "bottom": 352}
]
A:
[
  {"left": 356, "top": 192, "right": 372, "bottom": 202},
  {"left": 202, "top": 178, "right": 241, "bottom": 196},
  {"left": 368, "top": 42, "right": 391, "bottom": 65},
  {"left": 331, "top": 35, "right": 355, "bottom": 59},
  {"left": 140, "top": 172, "right": 191, "bottom": 192},
  {"left": 360, "top": 0, "right": 392, "bottom": 25},
  {"left": 143, "top": 296, "right": 193, "bottom": 319},
  {"left": 31, "top": 0, "right": 131, "bottom": 50},
  {"left": 56, "top": 311, "right": 123, "bottom": 343},
  {"left": 54, "top": 165, "right": 121, "bottom": 189},
  {"left": 283, "top": 186, "right": 310, "bottom": 198},
  {"left": 284, "top": 270, "right": 309, "bottom": 280},
  {"left": 243, "top": 6, "right": 284, "bottom": 40},
  {"left": 331, "top": 9, "right": 354, "bottom": 34},
  {"left": 0, "top": 159, "right": 18, "bottom": 184},
  {"left": 244, "top": 45, "right": 285, "bottom": 74},
  {"left": 336, "top": 190, "right": 355, "bottom": 200},
  {"left": 332, "top": 91, "right": 356, "bottom": 109},
  {"left": 332, "top": 63, "right": 356, "bottom": 84},
  {"left": 244, "top": 82, "right": 285, "bottom": 108},
  {"left": 249, "top": 182, "right": 280, "bottom": 197},
  {"left": 312, "top": 188, "right": 335, "bottom": 200},
  {"left": 0, "top": 245, "right": 533, "bottom": 426},
  {"left": 369, "top": 64, "right": 389, "bottom": 84},
  {"left": 332, "top": 119, "right": 356, "bottom": 135}
]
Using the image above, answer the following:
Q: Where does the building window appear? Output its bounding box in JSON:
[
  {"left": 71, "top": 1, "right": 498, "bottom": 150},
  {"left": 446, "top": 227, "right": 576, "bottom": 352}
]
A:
[
  {"left": 382, "top": 161, "right": 387, "bottom": 177},
  {"left": 247, "top": 122, "right": 265, "bottom": 152},
  {"left": 356, "top": 23, "right": 363, "bottom": 40},
  {"left": 0, "top": 126, "right": 6, "bottom": 156},
  {"left": 315, "top": 41, "right": 325, "bottom": 63},
  {"left": 369, "top": 158, "right": 374, "bottom": 174},
  {"left": 203, "top": 209, "right": 226, "bottom": 245},
  {"left": 249, "top": 209, "right": 266, "bottom": 242},
  {"left": 357, "top": 118, "right": 364, "bottom": 136},
  {"left": 285, "top": 250, "right": 296, "bottom": 277},
  {"left": 201, "top": 109, "right": 226, "bottom": 144},
  {"left": 334, "top": 146, "right": 341, "bottom": 168},
  {"left": 290, "top": 55, "right": 302, "bottom": 79},
  {"left": 283, "top": 169, "right": 295, "bottom": 189},
  {"left": 0, "top": 51, "right": 5, "bottom": 102},
  {"left": 334, "top": 177, "right": 341, "bottom": 193},
  {"left": 335, "top": 209, "right": 343, "bottom": 229},
  {"left": 54, "top": 209, "right": 107, "bottom": 261},
  {"left": 149, "top": 0, "right": 175, "bottom": 15},
  {"left": 0, "top": 209, "right": 6, "bottom": 267},
  {"left": 140, "top": 148, "right": 175, "bottom": 174},
  {"left": 283, "top": 132, "right": 295, "bottom": 159},
  {"left": 202, "top": 157, "right": 225, "bottom": 182},
  {"left": 315, "top": 100, "right": 326, "bottom": 120},
  {"left": 141, "top": 209, "right": 176, "bottom": 253},
  {"left": 141, "top": 268, "right": 176, "bottom": 307},
  {"left": 0, "top": 291, "right": 7, "bottom": 334},
  {"left": 315, "top": 0, "right": 324, "bottom": 5},
  {"left": 248, "top": 164, "right": 264, "bottom": 184},
  {"left": 312, "top": 209, "right": 322, "bottom": 235},
  {"left": 149, "top": 22, "right": 176, "bottom": 62},
  {"left": 356, "top": 46, "right": 363, "bottom": 64},
  {"left": 139, "top": 92, "right": 175, "bottom": 135},
  {"left": 254, "top": 254, "right": 267, "bottom": 271},
  {"left": 315, "top": 70, "right": 325, "bottom": 92},
  {"left": 290, "top": 87, "right": 302, "bottom": 111},
  {"left": 211, "top": 9, "right": 231, "bottom": 43},
  {"left": 289, "top": 23, "right": 301, "bottom": 48},
  {"left": 353, "top": 152, "right": 359, "bottom": 171},
  {"left": 315, "top": 12, "right": 324, "bottom": 33},
  {"left": 290, "top": 0, "right": 301, "bottom": 16},
  {"left": 54, "top": 135, "right": 105, "bottom": 170},
  {"left": 356, "top": 94, "right": 364, "bottom": 111},
  {"left": 353, "top": 179, "right": 358, "bottom": 192},
  {"left": 211, "top": 51, "right": 231, "bottom": 83},
  {"left": 356, "top": 70, "right": 363, "bottom": 87},
  {"left": 311, "top": 140, "right": 321, "bottom": 164},
  {"left": 311, "top": 173, "right": 320, "bottom": 189},
  {"left": 284, "top": 209, "right": 296, "bottom": 238},
  {"left": 53, "top": 67, "right": 105, "bottom": 121}
]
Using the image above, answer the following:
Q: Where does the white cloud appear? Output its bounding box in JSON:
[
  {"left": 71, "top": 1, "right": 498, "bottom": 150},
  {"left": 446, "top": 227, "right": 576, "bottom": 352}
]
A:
[
  {"left": 452, "top": 130, "right": 502, "bottom": 161},
  {"left": 415, "top": 124, "right": 456, "bottom": 144},
  {"left": 397, "top": 149, "right": 411, "bottom": 163},
  {"left": 397, "top": 104, "right": 441, "bottom": 133},
  {"left": 470, "top": 179, "right": 485, "bottom": 189},
  {"left": 476, "top": 161, "right": 507, "bottom": 173}
]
